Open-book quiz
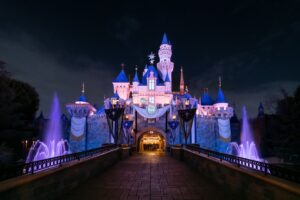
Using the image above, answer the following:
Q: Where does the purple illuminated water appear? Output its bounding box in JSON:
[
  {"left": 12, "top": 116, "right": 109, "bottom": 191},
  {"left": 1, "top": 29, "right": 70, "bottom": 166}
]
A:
[
  {"left": 26, "top": 93, "right": 70, "bottom": 162},
  {"left": 230, "top": 106, "right": 261, "bottom": 161}
]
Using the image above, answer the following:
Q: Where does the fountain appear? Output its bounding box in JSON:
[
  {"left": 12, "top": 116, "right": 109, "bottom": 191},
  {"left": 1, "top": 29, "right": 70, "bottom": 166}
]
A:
[
  {"left": 26, "top": 93, "right": 70, "bottom": 163},
  {"left": 229, "top": 106, "right": 261, "bottom": 161}
]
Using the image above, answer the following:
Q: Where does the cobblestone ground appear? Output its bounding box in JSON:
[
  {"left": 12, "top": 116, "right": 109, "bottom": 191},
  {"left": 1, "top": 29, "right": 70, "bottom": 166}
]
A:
[{"left": 63, "top": 152, "right": 234, "bottom": 200}]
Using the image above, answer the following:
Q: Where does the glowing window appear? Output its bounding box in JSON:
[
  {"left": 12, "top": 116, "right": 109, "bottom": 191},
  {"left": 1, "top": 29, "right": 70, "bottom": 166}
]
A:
[
  {"left": 149, "top": 79, "right": 155, "bottom": 90},
  {"left": 149, "top": 96, "right": 155, "bottom": 104}
]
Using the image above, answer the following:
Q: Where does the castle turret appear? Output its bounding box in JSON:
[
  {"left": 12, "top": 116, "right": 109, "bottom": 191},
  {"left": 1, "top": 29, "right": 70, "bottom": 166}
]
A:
[
  {"left": 257, "top": 102, "right": 265, "bottom": 118},
  {"left": 157, "top": 33, "right": 174, "bottom": 84},
  {"left": 214, "top": 76, "right": 228, "bottom": 109},
  {"left": 66, "top": 83, "right": 96, "bottom": 152},
  {"left": 132, "top": 66, "right": 140, "bottom": 93},
  {"left": 112, "top": 65, "right": 130, "bottom": 100}
]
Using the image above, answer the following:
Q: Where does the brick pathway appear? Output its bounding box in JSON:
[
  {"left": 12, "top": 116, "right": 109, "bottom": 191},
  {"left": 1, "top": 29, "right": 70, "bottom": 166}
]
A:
[{"left": 63, "top": 152, "right": 233, "bottom": 200}]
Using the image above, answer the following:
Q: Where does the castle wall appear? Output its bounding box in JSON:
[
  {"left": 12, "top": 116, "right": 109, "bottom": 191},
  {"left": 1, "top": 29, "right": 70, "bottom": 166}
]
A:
[
  {"left": 196, "top": 117, "right": 218, "bottom": 151},
  {"left": 87, "top": 116, "right": 110, "bottom": 150},
  {"left": 216, "top": 118, "right": 231, "bottom": 153}
]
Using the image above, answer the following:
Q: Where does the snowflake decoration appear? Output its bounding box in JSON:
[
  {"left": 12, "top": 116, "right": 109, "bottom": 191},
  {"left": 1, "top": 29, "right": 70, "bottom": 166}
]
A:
[{"left": 148, "top": 52, "right": 155, "bottom": 64}]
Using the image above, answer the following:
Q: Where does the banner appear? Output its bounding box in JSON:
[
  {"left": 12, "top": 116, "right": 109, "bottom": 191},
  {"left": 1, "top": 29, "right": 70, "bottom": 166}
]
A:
[
  {"left": 133, "top": 105, "right": 170, "bottom": 119},
  {"left": 218, "top": 119, "right": 231, "bottom": 141},
  {"left": 71, "top": 117, "right": 86, "bottom": 137}
]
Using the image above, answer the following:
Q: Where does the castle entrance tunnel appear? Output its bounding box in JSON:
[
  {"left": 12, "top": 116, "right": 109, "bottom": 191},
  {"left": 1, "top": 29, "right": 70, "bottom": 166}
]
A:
[{"left": 137, "top": 129, "right": 166, "bottom": 152}]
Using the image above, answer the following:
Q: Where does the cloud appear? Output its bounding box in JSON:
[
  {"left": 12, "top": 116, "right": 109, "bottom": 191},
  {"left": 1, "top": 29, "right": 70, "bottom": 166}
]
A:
[{"left": 0, "top": 32, "right": 114, "bottom": 117}]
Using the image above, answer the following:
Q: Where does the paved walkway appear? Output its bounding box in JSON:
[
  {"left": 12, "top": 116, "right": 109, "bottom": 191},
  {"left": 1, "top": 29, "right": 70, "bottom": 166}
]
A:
[{"left": 63, "top": 152, "right": 233, "bottom": 200}]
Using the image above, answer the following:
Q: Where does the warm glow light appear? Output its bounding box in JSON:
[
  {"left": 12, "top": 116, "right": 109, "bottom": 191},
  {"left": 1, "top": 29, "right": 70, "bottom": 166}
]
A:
[
  {"left": 172, "top": 115, "right": 176, "bottom": 120},
  {"left": 185, "top": 99, "right": 189, "bottom": 105}
]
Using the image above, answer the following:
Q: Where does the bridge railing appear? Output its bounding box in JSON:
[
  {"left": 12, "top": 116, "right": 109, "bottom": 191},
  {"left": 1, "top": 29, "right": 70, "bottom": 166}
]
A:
[
  {"left": 1, "top": 144, "right": 117, "bottom": 181},
  {"left": 185, "top": 144, "right": 300, "bottom": 183}
]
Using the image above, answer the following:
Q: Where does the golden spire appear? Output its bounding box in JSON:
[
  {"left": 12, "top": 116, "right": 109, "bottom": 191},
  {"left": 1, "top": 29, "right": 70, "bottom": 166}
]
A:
[{"left": 180, "top": 66, "right": 185, "bottom": 95}]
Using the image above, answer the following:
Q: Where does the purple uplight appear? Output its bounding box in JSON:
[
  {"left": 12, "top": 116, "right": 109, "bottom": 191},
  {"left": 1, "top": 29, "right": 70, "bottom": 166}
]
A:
[
  {"left": 26, "top": 93, "right": 70, "bottom": 162},
  {"left": 229, "top": 106, "right": 261, "bottom": 161},
  {"left": 44, "top": 93, "right": 62, "bottom": 147}
]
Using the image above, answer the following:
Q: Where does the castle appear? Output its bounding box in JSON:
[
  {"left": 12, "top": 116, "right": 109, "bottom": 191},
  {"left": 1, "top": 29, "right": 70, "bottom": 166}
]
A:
[{"left": 66, "top": 33, "right": 234, "bottom": 153}]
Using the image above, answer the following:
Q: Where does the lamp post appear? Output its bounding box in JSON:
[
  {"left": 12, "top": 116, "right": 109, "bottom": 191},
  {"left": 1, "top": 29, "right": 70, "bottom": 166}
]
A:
[
  {"left": 178, "top": 99, "right": 196, "bottom": 146},
  {"left": 105, "top": 100, "right": 124, "bottom": 145},
  {"left": 122, "top": 115, "right": 133, "bottom": 145},
  {"left": 168, "top": 115, "right": 179, "bottom": 145}
]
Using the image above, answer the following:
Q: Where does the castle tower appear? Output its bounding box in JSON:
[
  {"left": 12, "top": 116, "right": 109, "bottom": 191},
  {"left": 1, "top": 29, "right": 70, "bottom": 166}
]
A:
[
  {"left": 157, "top": 33, "right": 174, "bottom": 84},
  {"left": 132, "top": 66, "right": 140, "bottom": 93},
  {"left": 214, "top": 76, "right": 228, "bottom": 109},
  {"left": 112, "top": 65, "right": 130, "bottom": 100},
  {"left": 180, "top": 67, "right": 185, "bottom": 95},
  {"left": 66, "top": 83, "right": 96, "bottom": 152}
]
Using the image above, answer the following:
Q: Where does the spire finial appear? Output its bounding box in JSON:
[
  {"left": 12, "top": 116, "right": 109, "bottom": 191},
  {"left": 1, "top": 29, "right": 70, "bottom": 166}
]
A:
[
  {"left": 135, "top": 65, "right": 138, "bottom": 71},
  {"left": 218, "top": 76, "right": 222, "bottom": 88},
  {"left": 121, "top": 63, "right": 125, "bottom": 70},
  {"left": 82, "top": 82, "right": 85, "bottom": 94}
]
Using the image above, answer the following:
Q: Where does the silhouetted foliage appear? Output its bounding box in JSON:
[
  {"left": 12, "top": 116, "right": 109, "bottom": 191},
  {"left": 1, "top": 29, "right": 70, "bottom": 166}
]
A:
[
  {"left": 261, "top": 86, "right": 300, "bottom": 162},
  {"left": 0, "top": 61, "right": 39, "bottom": 134}
]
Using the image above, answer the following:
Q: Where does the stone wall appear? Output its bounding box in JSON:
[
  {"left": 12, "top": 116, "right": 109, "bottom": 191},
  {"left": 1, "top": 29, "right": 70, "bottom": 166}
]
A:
[
  {"left": 196, "top": 117, "right": 218, "bottom": 150},
  {"left": 87, "top": 116, "right": 110, "bottom": 149},
  {"left": 0, "top": 148, "right": 131, "bottom": 200},
  {"left": 171, "top": 147, "right": 300, "bottom": 200}
]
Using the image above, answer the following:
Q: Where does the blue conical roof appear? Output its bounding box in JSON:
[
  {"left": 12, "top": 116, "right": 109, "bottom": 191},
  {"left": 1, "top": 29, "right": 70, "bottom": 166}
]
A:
[
  {"left": 258, "top": 102, "right": 264, "bottom": 117},
  {"left": 162, "top": 33, "right": 168, "bottom": 44},
  {"left": 165, "top": 73, "right": 170, "bottom": 82},
  {"left": 215, "top": 88, "right": 226, "bottom": 103},
  {"left": 183, "top": 92, "right": 192, "bottom": 99},
  {"left": 78, "top": 94, "right": 87, "bottom": 102},
  {"left": 96, "top": 105, "right": 105, "bottom": 114},
  {"left": 114, "top": 70, "right": 129, "bottom": 82},
  {"left": 133, "top": 71, "right": 139, "bottom": 83},
  {"left": 141, "top": 65, "right": 164, "bottom": 85},
  {"left": 113, "top": 91, "right": 120, "bottom": 99},
  {"left": 201, "top": 92, "right": 214, "bottom": 105}
]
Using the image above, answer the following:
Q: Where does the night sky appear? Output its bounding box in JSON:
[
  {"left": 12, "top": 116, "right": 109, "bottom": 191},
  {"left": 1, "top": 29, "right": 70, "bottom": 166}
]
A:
[{"left": 0, "top": 0, "right": 300, "bottom": 117}]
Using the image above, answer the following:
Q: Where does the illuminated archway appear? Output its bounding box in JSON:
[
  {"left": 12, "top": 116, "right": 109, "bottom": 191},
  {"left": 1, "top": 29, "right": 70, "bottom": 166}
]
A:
[{"left": 137, "top": 127, "right": 166, "bottom": 152}]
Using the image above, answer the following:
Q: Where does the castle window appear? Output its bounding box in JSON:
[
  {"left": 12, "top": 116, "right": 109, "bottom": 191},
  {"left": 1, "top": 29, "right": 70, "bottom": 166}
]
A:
[
  {"left": 149, "top": 96, "right": 155, "bottom": 104},
  {"left": 149, "top": 79, "right": 155, "bottom": 90}
]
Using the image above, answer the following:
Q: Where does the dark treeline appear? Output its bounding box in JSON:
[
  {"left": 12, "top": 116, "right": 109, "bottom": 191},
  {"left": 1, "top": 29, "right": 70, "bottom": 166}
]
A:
[
  {"left": 0, "top": 60, "right": 39, "bottom": 161},
  {"left": 256, "top": 86, "right": 300, "bottom": 163}
]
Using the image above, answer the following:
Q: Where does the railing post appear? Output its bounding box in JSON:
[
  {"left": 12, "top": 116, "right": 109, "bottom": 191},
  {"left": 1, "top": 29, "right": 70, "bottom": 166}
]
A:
[
  {"left": 31, "top": 162, "right": 34, "bottom": 174},
  {"left": 264, "top": 163, "right": 268, "bottom": 175},
  {"left": 237, "top": 157, "right": 240, "bottom": 168}
]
